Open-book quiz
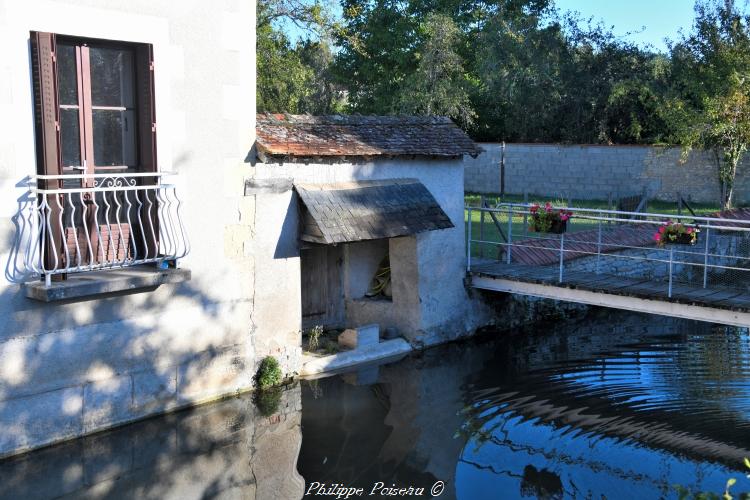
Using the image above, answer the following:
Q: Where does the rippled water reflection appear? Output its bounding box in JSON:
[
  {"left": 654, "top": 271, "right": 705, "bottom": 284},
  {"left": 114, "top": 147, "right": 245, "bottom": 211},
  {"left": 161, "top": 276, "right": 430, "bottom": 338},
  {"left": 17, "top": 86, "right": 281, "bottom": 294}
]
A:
[
  {"left": 298, "top": 310, "right": 750, "bottom": 499},
  {"left": 2, "top": 310, "right": 750, "bottom": 499}
]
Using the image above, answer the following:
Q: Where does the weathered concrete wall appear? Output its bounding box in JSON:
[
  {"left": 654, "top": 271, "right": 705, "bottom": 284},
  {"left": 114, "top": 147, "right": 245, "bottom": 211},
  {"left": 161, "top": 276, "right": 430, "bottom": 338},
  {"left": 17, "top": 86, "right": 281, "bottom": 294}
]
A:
[
  {"left": 252, "top": 159, "right": 493, "bottom": 345},
  {"left": 0, "top": 0, "right": 302, "bottom": 458},
  {"left": 0, "top": 385, "right": 304, "bottom": 500},
  {"left": 464, "top": 143, "right": 750, "bottom": 204}
]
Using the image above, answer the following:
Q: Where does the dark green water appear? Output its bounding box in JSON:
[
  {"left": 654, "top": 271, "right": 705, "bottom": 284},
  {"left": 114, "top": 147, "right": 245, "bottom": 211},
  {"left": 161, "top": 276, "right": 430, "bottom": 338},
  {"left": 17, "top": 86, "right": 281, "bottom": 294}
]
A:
[{"left": 2, "top": 309, "right": 750, "bottom": 499}]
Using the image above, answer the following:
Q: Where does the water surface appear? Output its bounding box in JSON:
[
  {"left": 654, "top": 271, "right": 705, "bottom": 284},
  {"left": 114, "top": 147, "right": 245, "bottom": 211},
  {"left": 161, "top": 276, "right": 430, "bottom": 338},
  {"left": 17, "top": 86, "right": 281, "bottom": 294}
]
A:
[
  {"left": 2, "top": 309, "right": 750, "bottom": 499},
  {"left": 298, "top": 310, "right": 750, "bottom": 499}
]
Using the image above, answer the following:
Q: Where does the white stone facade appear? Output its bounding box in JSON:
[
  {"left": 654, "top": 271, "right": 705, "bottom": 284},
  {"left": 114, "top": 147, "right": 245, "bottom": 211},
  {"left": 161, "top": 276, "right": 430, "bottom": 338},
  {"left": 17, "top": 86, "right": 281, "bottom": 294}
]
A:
[{"left": 0, "top": 0, "right": 295, "bottom": 458}]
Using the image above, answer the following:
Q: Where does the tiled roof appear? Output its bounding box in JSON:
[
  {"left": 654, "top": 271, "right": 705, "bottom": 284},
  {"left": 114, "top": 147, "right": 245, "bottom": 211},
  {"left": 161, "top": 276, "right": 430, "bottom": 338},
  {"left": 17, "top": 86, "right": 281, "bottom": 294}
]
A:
[
  {"left": 256, "top": 114, "right": 481, "bottom": 159},
  {"left": 295, "top": 179, "right": 454, "bottom": 244}
]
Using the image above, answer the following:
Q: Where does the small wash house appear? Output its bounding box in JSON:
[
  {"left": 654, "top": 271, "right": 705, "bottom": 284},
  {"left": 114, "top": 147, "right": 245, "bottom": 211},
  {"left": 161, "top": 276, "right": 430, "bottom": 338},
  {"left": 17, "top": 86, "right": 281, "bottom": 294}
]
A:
[{"left": 251, "top": 114, "right": 484, "bottom": 345}]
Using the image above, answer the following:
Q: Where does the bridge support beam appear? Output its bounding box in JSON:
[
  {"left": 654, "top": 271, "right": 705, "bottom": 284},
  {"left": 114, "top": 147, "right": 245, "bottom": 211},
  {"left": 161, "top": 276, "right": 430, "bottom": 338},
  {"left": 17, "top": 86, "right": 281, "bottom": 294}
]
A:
[{"left": 472, "top": 276, "right": 750, "bottom": 328}]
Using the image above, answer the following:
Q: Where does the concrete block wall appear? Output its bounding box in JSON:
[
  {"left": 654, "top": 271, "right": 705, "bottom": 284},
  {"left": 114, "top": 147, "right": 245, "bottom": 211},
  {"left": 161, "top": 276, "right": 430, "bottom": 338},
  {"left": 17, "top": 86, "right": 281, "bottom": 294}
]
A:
[
  {"left": 0, "top": 0, "right": 302, "bottom": 458},
  {"left": 465, "top": 143, "right": 750, "bottom": 204}
]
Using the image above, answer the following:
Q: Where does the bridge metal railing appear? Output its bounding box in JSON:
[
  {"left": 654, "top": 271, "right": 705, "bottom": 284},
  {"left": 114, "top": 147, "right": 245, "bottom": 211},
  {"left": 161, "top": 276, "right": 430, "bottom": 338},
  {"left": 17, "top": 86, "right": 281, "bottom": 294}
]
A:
[{"left": 466, "top": 202, "right": 750, "bottom": 298}]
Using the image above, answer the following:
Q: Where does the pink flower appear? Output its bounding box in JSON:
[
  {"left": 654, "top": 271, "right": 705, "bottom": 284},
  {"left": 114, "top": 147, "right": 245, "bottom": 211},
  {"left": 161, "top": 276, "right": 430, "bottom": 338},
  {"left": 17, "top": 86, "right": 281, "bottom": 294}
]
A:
[
  {"left": 530, "top": 204, "right": 539, "bottom": 214},
  {"left": 658, "top": 226, "right": 666, "bottom": 234},
  {"left": 686, "top": 227, "right": 693, "bottom": 234},
  {"left": 653, "top": 233, "right": 661, "bottom": 242},
  {"left": 545, "top": 202, "right": 552, "bottom": 213},
  {"left": 560, "top": 214, "right": 570, "bottom": 221}
]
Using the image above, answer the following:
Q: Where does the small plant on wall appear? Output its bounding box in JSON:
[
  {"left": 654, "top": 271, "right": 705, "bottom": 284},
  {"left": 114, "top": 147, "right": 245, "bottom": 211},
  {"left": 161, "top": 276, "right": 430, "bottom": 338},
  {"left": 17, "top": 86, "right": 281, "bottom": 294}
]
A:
[
  {"left": 307, "top": 325, "right": 324, "bottom": 351},
  {"left": 529, "top": 202, "right": 573, "bottom": 234},
  {"left": 254, "top": 356, "right": 284, "bottom": 417},
  {"left": 255, "top": 356, "right": 282, "bottom": 390}
]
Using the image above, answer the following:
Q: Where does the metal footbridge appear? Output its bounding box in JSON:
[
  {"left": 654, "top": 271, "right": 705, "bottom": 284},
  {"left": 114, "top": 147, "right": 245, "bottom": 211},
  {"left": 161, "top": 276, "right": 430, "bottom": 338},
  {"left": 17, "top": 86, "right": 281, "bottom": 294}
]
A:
[{"left": 466, "top": 203, "right": 750, "bottom": 327}]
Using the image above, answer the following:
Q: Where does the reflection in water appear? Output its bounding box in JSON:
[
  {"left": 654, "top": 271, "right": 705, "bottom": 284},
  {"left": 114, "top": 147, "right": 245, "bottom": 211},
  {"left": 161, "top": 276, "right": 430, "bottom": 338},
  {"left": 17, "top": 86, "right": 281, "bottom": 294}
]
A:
[
  {"left": 298, "top": 310, "right": 750, "bottom": 499},
  {"left": 0, "top": 386, "right": 304, "bottom": 500},
  {"left": 3, "top": 310, "right": 750, "bottom": 499}
]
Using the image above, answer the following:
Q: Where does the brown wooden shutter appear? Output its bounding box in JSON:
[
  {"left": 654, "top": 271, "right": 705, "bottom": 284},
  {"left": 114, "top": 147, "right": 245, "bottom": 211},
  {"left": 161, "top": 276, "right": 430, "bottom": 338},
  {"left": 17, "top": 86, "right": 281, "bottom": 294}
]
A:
[
  {"left": 30, "top": 31, "right": 61, "bottom": 186},
  {"left": 135, "top": 44, "right": 157, "bottom": 173},
  {"left": 31, "top": 31, "right": 66, "bottom": 273},
  {"left": 134, "top": 44, "right": 159, "bottom": 258}
]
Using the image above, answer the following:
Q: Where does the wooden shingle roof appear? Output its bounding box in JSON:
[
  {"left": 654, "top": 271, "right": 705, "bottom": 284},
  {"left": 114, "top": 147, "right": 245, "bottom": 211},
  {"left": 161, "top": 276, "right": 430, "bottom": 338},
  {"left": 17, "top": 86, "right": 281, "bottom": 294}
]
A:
[
  {"left": 256, "top": 114, "right": 481, "bottom": 160},
  {"left": 296, "top": 179, "right": 454, "bottom": 244}
]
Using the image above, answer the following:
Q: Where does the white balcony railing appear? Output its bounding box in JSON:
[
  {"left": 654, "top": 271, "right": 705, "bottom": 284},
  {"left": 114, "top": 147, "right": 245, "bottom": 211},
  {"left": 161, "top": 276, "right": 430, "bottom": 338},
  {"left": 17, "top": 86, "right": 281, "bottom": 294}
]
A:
[{"left": 16, "top": 172, "right": 189, "bottom": 283}]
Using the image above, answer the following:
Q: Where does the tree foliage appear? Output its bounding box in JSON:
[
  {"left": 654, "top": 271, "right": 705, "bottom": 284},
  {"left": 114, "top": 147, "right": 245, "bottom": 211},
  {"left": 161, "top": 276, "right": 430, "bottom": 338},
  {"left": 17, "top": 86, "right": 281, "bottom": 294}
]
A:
[
  {"left": 256, "top": 0, "right": 345, "bottom": 114},
  {"left": 256, "top": 0, "right": 750, "bottom": 212},
  {"left": 668, "top": 0, "right": 750, "bottom": 209},
  {"left": 397, "top": 13, "right": 475, "bottom": 126}
]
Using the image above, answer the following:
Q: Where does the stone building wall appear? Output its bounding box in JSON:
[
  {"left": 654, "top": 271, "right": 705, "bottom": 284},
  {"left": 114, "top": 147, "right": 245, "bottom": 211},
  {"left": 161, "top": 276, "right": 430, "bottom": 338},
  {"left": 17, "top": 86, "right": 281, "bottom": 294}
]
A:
[
  {"left": 0, "top": 0, "right": 304, "bottom": 458},
  {"left": 0, "top": 385, "right": 304, "bottom": 499},
  {"left": 465, "top": 143, "right": 750, "bottom": 204},
  {"left": 250, "top": 158, "right": 493, "bottom": 346}
]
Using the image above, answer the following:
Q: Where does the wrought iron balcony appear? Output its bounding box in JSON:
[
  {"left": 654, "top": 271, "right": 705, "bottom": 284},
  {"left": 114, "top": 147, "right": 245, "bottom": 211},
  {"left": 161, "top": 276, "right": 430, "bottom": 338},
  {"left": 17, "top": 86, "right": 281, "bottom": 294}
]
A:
[{"left": 16, "top": 172, "right": 189, "bottom": 285}]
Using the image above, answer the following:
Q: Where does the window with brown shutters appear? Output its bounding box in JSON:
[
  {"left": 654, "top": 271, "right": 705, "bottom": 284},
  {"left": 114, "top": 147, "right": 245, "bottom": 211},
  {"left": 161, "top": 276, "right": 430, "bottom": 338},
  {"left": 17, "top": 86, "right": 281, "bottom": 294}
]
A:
[
  {"left": 31, "top": 32, "right": 157, "bottom": 177},
  {"left": 30, "top": 31, "right": 159, "bottom": 275}
]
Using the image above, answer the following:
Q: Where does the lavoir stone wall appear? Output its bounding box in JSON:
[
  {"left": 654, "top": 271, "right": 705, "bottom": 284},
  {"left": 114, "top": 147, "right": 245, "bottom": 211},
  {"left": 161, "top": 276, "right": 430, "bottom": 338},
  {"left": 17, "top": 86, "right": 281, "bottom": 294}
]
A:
[{"left": 464, "top": 143, "right": 750, "bottom": 204}]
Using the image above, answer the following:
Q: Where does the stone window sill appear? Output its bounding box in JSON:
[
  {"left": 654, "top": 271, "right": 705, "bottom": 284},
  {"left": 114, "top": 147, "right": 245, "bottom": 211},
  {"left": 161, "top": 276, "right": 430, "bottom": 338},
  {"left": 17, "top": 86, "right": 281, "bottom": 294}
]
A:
[{"left": 23, "top": 265, "right": 191, "bottom": 302}]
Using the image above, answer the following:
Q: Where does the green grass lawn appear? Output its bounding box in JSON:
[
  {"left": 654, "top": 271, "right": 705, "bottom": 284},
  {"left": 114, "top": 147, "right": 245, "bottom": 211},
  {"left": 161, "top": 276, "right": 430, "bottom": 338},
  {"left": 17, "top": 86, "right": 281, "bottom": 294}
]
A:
[{"left": 464, "top": 193, "right": 724, "bottom": 258}]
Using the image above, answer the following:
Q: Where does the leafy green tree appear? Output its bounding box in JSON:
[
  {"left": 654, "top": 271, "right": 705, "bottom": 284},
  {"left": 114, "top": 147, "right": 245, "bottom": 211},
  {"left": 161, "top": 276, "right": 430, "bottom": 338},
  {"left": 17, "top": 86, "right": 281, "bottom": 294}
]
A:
[
  {"left": 256, "top": 8, "right": 313, "bottom": 113},
  {"left": 257, "top": 0, "right": 345, "bottom": 114},
  {"left": 397, "top": 13, "right": 475, "bottom": 125},
  {"left": 334, "top": 0, "right": 418, "bottom": 114},
  {"left": 297, "top": 40, "right": 348, "bottom": 114},
  {"left": 668, "top": 0, "right": 750, "bottom": 209}
]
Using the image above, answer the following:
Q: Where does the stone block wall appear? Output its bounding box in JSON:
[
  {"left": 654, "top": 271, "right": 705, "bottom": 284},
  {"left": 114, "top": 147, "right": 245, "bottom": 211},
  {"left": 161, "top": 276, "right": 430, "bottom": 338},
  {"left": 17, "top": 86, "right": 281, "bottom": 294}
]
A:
[
  {"left": 0, "top": 385, "right": 304, "bottom": 499},
  {"left": 465, "top": 143, "right": 750, "bottom": 204},
  {"left": 0, "top": 0, "right": 301, "bottom": 458}
]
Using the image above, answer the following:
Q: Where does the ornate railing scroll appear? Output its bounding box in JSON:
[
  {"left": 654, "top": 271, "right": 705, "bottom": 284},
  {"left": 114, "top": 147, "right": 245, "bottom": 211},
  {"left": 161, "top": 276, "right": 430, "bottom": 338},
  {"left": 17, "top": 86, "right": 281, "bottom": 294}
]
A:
[{"left": 17, "top": 172, "right": 189, "bottom": 282}]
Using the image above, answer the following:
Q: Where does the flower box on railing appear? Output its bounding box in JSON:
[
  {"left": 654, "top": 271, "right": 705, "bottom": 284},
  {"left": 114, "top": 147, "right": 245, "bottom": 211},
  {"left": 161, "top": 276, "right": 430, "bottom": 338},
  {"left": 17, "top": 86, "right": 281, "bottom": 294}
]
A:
[
  {"left": 653, "top": 221, "right": 699, "bottom": 247},
  {"left": 529, "top": 202, "right": 572, "bottom": 234}
]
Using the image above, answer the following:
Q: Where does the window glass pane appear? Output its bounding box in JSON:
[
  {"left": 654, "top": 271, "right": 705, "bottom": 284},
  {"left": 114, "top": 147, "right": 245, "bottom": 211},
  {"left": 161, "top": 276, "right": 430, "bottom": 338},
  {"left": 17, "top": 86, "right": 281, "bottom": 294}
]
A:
[
  {"left": 60, "top": 108, "right": 81, "bottom": 167},
  {"left": 57, "top": 44, "right": 78, "bottom": 106},
  {"left": 93, "top": 110, "right": 136, "bottom": 166},
  {"left": 90, "top": 47, "right": 135, "bottom": 108}
]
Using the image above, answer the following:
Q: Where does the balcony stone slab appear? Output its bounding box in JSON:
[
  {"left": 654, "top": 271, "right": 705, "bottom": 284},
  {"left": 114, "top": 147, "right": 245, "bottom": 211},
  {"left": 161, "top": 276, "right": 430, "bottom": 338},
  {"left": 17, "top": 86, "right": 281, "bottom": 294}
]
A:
[{"left": 23, "top": 266, "right": 191, "bottom": 302}]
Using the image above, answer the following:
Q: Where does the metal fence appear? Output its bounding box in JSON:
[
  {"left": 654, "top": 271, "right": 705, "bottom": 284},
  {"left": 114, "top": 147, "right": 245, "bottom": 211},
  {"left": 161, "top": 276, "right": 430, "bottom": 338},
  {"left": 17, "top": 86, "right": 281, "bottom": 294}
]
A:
[
  {"left": 16, "top": 172, "right": 190, "bottom": 284},
  {"left": 466, "top": 202, "right": 750, "bottom": 297}
]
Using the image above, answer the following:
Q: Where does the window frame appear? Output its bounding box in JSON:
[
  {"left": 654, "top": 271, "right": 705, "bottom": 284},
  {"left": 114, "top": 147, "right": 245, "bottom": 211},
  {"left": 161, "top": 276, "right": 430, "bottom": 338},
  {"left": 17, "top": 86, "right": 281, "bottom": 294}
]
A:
[{"left": 30, "top": 31, "right": 158, "bottom": 273}]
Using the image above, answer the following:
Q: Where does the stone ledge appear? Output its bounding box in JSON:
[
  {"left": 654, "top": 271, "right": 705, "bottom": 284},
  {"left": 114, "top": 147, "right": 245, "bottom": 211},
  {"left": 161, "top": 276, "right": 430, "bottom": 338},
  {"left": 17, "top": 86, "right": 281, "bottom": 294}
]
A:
[
  {"left": 299, "top": 338, "right": 412, "bottom": 377},
  {"left": 23, "top": 266, "right": 191, "bottom": 302}
]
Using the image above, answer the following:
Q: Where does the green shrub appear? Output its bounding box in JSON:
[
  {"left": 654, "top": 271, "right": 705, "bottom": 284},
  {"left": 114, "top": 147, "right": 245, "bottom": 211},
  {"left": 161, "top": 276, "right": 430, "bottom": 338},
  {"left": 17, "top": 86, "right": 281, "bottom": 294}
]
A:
[{"left": 256, "top": 356, "right": 282, "bottom": 390}]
